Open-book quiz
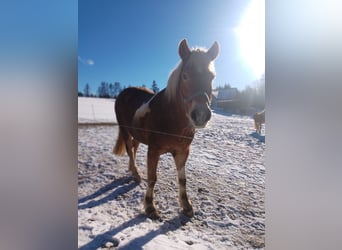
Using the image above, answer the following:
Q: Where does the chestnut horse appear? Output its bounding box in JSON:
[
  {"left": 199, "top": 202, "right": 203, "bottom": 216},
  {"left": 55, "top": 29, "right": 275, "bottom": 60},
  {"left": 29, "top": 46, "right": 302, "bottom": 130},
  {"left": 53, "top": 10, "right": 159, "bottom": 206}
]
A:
[
  {"left": 253, "top": 110, "right": 265, "bottom": 134},
  {"left": 113, "top": 39, "right": 219, "bottom": 219}
]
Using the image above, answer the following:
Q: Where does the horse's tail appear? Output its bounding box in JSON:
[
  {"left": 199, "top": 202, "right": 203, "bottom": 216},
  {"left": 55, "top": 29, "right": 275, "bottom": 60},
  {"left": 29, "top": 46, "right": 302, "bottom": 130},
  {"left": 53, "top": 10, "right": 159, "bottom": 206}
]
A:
[{"left": 113, "top": 127, "right": 126, "bottom": 155}]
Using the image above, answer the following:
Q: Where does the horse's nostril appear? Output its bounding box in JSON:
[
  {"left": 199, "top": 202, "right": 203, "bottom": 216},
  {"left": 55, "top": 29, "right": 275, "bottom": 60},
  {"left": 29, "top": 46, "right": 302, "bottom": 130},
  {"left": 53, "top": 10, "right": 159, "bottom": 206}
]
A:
[{"left": 191, "top": 108, "right": 211, "bottom": 126}]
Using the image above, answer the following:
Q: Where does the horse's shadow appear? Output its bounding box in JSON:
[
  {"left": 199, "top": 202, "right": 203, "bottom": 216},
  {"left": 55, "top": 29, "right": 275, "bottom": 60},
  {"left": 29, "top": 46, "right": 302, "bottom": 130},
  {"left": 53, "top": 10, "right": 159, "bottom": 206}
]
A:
[
  {"left": 79, "top": 213, "right": 191, "bottom": 250},
  {"left": 78, "top": 176, "right": 191, "bottom": 249},
  {"left": 250, "top": 132, "right": 265, "bottom": 143},
  {"left": 78, "top": 176, "right": 138, "bottom": 210}
]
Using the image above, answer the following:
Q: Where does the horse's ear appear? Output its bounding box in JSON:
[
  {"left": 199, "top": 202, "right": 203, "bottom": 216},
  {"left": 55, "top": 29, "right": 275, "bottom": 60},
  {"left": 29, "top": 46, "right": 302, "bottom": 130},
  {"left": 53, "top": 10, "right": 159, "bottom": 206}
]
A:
[
  {"left": 207, "top": 41, "right": 219, "bottom": 61},
  {"left": 179, "top": 39, "right": 191, "bottom": 60}
]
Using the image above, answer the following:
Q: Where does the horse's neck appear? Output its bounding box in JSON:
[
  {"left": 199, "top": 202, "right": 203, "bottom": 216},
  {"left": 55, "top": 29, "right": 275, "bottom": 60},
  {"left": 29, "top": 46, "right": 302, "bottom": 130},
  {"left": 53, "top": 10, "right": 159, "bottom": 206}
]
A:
[{"left": 161, "top": 90, "right": 193, "bottom": 131}]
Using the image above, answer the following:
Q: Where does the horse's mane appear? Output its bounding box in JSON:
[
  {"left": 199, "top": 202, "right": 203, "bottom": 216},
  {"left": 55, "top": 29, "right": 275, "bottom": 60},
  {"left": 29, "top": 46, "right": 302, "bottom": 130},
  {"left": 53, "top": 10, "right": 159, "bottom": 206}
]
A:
[{"left": 164, "top": 61, "right": 183, "bottom": 103}]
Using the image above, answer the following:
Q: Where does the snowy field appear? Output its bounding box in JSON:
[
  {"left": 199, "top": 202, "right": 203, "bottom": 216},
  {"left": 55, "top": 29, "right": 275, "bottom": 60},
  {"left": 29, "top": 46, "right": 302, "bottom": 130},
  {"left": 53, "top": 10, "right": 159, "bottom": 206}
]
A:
[
  {"left": 78, "top": 97, "right": 265, "bottom": 249},
  {"left": 78, "top": 97, "right": 117, "bottom": 124}
]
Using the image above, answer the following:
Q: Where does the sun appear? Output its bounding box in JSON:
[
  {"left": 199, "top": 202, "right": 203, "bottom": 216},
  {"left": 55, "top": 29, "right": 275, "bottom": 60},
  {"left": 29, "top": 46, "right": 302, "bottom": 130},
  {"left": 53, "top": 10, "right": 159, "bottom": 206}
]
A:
[{"left": 236, "top": 0, "right": 265, "bottom": 79}]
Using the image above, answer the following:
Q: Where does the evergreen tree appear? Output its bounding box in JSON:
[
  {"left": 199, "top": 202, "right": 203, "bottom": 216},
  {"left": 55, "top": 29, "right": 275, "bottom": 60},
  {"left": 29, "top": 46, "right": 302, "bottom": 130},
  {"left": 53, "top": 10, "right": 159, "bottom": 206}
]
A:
[
  {"left": 151, "top": 80, "right": 159, "bottom": 93},
  {"left": 223, "top": 83, "right": 232, "bottom": 89},
  {"left": 114, "top": 82, "right": 121, "bottom": 97},
  {"left": 84, "top": 83, "right": 91, "bottom": 97},
  {"left": 108, "top": 83, "right": 114, "bottom": 98},
  {"left": 97, "top": 81, "right": 110, "bottom": 98}
]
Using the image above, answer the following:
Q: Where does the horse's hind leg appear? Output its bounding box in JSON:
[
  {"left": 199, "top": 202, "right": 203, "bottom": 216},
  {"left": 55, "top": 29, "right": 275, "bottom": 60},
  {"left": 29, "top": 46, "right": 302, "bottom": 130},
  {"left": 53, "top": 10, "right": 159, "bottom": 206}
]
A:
[
  {"left": 124, "top": 135, "right": 141, "bottom": 183},
  {"left": 132, "top": 139, "right": 140, "bottom": 160},
  {"left": 144, "top": 148, "right": 160, "bottom": 219},
  {"left": 256, "top": 122, "right": 260, "bottom": 134},
  {"left": 173, "top": 149, "right": 194, "bottom": 218}
]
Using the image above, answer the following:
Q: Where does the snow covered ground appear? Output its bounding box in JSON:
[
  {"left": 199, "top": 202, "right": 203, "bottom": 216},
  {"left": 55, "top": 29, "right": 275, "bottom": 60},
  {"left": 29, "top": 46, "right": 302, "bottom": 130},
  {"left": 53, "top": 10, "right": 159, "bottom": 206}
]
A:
[
  {"left": 78, "top": 97, "right": 117, "bottom": 124},
  {"left": 78, "top": 97, "right": 265, "bottom": 249}
]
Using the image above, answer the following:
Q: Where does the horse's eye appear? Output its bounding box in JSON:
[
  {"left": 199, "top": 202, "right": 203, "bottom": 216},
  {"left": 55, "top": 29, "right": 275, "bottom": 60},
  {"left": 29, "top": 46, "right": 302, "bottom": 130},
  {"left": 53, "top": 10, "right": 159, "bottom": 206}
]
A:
[{"left": 182, "top": 73, "right": 189, "bottom": 81}]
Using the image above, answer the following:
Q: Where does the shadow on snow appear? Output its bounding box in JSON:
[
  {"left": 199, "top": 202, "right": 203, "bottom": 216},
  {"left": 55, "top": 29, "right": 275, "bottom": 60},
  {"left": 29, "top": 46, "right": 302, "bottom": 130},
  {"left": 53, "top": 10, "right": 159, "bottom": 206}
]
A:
[
  {"left": 78, "top": 175, "right": 192, "bottom": 249},
  {"left": 250, "top": 132, "right": 265, "bottom": 143},
  {"left": 79, "top": 214, "right": 191, "bottom": 250},
  {"left": 78, "top": 176, "right": 138, "bottom": 210}
]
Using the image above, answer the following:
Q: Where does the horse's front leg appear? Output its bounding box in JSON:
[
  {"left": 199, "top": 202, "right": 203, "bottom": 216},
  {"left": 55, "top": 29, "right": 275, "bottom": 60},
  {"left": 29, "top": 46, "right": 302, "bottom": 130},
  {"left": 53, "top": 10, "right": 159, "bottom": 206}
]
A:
[
  {"left": 144, "top": 148, "right": 160, "bottom": 219},
  {"left": 173, "top": 149, "right": 194, "bottom": 217}
]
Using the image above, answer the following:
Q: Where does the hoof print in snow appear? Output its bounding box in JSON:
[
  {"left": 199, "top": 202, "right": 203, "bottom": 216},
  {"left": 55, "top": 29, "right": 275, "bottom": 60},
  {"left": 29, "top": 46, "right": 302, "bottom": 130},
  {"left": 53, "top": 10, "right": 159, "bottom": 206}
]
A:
[
  {"left": 101, "top": 238, "right": 119, "bottom": 249},
  {"left": 185, "top": 240, "right": 194, "bottom": 245},
  {"left": 198, "top": 187, "right": 209, "bottom": 193}
]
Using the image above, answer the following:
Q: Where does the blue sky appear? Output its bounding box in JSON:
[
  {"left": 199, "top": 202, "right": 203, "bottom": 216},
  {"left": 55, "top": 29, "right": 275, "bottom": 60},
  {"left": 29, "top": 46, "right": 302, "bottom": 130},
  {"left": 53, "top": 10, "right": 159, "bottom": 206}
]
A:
[{"left": 78, "top": 0, "right": 264, "bottom": 94}]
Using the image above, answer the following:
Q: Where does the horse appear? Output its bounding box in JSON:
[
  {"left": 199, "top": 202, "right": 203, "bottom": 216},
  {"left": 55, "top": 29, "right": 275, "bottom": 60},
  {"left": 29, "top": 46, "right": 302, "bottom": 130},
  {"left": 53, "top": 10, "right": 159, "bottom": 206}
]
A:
[
  {"left": 253, "top": 109, "right": 265, "bottom": 134},
  {"left": 113, "top": 39, "right": 219, "bottom": 219}
]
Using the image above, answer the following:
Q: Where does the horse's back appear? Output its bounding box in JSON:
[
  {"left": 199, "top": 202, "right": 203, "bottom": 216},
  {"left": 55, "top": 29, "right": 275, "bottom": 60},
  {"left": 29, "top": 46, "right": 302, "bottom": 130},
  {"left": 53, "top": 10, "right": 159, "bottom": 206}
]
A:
[
  {"left": 115, "top": 87, "right": 155, "bottom": 126},
  {"left": 254, "top": 110, "right": 265, "bottom": 122},
  {"left": 259, "top": 110, "right": 265, "bottom": 123}
]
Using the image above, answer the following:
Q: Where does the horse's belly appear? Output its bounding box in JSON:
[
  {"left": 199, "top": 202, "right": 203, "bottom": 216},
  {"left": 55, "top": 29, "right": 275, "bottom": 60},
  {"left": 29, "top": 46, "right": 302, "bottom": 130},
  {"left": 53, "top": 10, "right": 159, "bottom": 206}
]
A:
[{"left": 128, "top": 128, "right": 149, "bottom": 145}]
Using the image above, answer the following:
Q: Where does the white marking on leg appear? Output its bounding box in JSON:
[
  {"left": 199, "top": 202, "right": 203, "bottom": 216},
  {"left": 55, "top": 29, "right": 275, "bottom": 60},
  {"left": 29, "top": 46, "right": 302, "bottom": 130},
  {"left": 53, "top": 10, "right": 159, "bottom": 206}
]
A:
[
  {"left": 177, "top": 167, "right": 187, "bottom": 205},
  {"left": 177, "top": 167, "right": 186, "bottom": 180},
  {"left": 146, "top": 186, "right": 154, "bottom": 198}
]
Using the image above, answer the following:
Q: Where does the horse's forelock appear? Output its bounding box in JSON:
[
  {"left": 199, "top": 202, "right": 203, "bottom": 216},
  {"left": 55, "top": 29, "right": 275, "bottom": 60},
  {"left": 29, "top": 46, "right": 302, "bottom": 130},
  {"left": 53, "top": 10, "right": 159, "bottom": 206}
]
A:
[{"left": 165, "top": 47, "right": 215, "bottom": 103}]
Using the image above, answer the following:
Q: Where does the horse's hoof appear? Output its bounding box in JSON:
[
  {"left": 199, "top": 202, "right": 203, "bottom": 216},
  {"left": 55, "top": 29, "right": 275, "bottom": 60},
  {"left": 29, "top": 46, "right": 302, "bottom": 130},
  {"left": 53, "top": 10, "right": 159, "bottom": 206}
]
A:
[
  {"left": 145, "top": 206, "right": 160, "bottom": 220},
  {"left": 182, "top": 207, "right": 194, "bottom": 218},
  {"left": 147, "top": 212, "right": 161, "bottom": 221},
  {"left": 133, "top": 174, "right": 141, "bottom": 183}
]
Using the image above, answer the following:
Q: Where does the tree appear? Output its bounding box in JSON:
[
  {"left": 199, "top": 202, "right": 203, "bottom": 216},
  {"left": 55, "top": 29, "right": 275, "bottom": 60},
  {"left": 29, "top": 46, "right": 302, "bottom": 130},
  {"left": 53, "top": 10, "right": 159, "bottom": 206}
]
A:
[
  {"left": 114, "top": 82, "right": 121, "bottom": 97},
  {"left": 151, "top": 80, "right": 159, "bottom": 93},
  {"left": 108, "top": 83, "right": 114, "bottom": 98},
  {"left": 84, "top": 83, "right": 91, "bottom": 97},
  {"left": 255, "top": 74, "right": 265, "bottom": 109},
  {"left": 223, "top": 83, "right": 232, "bottom": 89},
  {"left": 216, "top": 83, "right": 232, "bottom": 90},
  {"left": 97, "top": 81, "right": 110, "bottom": 98},
  {"left": 237, "top": 76, "right": 265, "bottom": 114}
]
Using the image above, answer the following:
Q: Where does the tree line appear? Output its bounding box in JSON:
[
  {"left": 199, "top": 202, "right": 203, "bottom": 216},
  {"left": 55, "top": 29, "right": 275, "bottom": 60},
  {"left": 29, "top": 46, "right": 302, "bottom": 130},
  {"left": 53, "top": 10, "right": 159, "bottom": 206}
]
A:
[
  {"left": 78, "top": 80, "right": 160, "bottom": 98},
  {"left": 78, "top": 76, "right": 265, "bottom": 114}
]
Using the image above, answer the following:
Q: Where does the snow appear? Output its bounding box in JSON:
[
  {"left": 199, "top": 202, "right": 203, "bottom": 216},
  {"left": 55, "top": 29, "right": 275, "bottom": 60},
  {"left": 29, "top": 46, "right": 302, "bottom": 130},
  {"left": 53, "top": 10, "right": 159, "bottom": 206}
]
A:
[
  {"left": 78, "top": 97, "right": 265, "bottom": 249},
  {"left": 78, "top": 97, "right": 117, "bottom": 124}
]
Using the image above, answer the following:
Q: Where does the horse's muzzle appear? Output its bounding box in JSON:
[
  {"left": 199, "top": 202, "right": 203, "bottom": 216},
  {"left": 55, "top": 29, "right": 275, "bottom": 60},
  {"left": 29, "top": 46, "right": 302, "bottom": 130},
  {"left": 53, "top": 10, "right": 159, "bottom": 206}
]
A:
[{"left": 190, "top": 104, "right": 211, "bottom": 128}]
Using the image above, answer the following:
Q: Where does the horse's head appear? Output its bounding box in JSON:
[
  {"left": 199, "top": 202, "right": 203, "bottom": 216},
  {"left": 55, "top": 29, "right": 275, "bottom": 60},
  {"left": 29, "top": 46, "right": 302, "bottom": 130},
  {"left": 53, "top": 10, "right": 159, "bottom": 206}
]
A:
[{"left": 178, "top": 39, "right": 219, "bottom": 128}]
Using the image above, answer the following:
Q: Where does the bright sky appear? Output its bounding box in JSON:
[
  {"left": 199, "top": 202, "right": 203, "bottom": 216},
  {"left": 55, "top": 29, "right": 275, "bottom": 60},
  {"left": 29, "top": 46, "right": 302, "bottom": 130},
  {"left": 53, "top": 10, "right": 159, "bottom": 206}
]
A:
[{"left": 78, "top": 0, "right": 264, "bottom": 94}]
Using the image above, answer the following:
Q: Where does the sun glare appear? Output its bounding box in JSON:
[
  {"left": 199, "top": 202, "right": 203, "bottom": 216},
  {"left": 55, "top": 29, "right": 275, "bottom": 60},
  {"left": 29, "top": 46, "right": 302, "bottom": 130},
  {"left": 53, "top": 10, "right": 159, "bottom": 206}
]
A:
[{"left": 236, "top": 0, "right": 265, "bottom": 79}]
